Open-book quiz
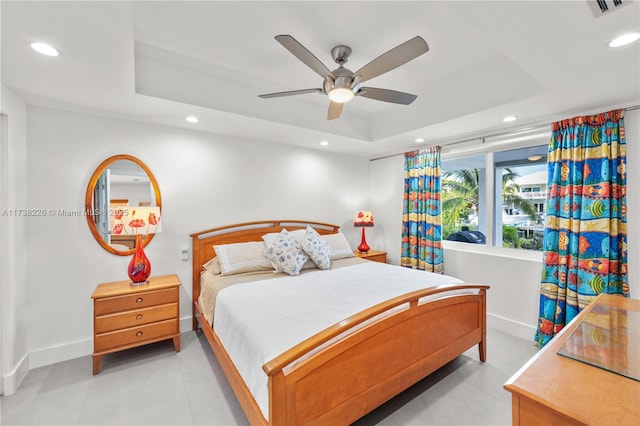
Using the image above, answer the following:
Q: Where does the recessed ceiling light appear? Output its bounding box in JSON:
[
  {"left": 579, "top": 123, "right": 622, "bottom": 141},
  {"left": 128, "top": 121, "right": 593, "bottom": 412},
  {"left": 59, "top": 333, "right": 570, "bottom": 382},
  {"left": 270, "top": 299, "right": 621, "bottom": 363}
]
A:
[
  {"left": 609, "top": 32, "right": 640, "bottom": 48},
  {"left": 415, "top": 137, "right": 425, "bottom": 143},
  {"left": 502, "top": 115, "right": 518, "bottom": 122},
  {"left": 186, "top": 116, "right": 199, "bottom": 123},
  {"left": 528, "top": 155, "right": 542, "bottom": 162},
  {"left": 29, "top": 42, "right": 60, "bottom": 57},
  {"left": 320, "top": 140, "right": 329, "bottom": 146}
]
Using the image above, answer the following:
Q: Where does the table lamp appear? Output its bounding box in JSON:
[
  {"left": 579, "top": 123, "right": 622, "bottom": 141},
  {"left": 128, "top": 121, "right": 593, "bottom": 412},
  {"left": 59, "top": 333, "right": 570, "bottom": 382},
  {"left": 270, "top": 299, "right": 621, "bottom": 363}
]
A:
[
  {"left": 112, "top": 206, "right": 162, "bottom": 286},
  {"left": 354, "top": 210, "right": 374, "bottom": 253}
]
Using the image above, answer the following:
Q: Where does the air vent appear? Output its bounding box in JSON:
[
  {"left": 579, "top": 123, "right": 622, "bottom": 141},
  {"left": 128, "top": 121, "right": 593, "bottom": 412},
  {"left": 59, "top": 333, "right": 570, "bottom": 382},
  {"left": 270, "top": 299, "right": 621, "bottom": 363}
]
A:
[{"left": 587, "top": 0, "right": 628, "bottom": 17}]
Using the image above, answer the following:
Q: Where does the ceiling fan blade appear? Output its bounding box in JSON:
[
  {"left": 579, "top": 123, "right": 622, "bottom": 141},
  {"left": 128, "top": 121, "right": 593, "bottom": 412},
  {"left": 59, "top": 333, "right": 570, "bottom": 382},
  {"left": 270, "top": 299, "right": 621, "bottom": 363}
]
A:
[
  {"left": 357, "top": 87, "right": 417, "bottom": 105},
  {"left": 259, "top": 88, "right": 323, "bottom": 98},
  {"left": 353, "top": 36, "right": 429, "bottom": 83},
  {"left": 327, "top": 102, "right": 343, "bottom": 120},
  {"left": 275, "top": 35, "right": 334, "bottom": 79}
]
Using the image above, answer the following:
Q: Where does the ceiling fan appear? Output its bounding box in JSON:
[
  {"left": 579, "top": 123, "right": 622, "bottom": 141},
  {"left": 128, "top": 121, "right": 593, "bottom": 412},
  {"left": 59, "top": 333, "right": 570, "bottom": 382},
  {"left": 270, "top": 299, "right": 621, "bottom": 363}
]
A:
[{"left": 259, "top": 35, "right": 429, "bottom": 120}]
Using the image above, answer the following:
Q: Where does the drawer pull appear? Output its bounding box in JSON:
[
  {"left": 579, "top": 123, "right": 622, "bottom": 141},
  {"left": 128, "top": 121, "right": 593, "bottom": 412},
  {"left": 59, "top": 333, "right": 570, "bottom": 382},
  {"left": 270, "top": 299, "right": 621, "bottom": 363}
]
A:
[
  {"left": 136, "top": 314, "right": 143, "bottom": 320},
  {"left": 136, "top": 331, "right": 143, "bottom": 337},
  {"left": 136, "top": 297, "right": 143, "bottom": 304}
]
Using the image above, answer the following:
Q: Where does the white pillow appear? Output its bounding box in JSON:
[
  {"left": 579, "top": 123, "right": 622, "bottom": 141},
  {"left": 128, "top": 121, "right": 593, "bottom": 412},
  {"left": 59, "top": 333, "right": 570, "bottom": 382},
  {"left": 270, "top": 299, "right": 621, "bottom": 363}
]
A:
[
  {"left": 213, "top": 241, "right": 273, "bottom": 276},
  {"left": 263, "top": 229, "right": 308, "bottom": 276},
  {"left": 262, "top": 229, "right": 316, "bottom": 270},
  {"left": 202, "top": 256, "right": 222, "bottom": 275},
  {"left": 302, "top": 226, "right": 331, "bottom": 270},
  {"left": 323, "top": 233, "right": 355, "bottom": 260}
]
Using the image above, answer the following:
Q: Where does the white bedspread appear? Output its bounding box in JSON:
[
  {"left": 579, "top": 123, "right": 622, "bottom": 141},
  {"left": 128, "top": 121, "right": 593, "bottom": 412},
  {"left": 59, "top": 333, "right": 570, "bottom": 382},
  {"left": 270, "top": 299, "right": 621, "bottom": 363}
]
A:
[{"left": 214, "top": 261, "right": 469, "bottom": 419}]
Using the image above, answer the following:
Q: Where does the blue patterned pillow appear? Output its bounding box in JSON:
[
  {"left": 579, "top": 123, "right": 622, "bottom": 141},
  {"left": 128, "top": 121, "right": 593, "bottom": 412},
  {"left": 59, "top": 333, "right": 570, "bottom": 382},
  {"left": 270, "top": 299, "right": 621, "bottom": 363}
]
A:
[
  {"left": 302, "top": 226, "right": 331, "bottom": 270},
  {"left": 263, "top": 229, "right": 309, "bottom": 276}
]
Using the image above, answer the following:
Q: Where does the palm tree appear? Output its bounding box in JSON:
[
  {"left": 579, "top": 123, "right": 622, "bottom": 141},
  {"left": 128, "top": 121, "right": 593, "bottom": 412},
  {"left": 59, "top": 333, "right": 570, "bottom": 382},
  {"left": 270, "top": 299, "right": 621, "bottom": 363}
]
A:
[
  {"left": 500, "top": 168, "right": 538, "bottom": 218},
  {"left": 441, "top": 169, "right": 480, "bottom": 229},
  {"left": 441, "top": 168, "right": 537, "bottom": 229}
]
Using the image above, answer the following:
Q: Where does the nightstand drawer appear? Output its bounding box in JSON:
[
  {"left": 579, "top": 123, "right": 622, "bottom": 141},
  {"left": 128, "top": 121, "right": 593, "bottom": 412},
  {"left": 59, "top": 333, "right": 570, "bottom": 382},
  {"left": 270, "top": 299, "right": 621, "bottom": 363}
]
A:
[
  {"left": 95, "top": 303, "right": 178, "bottom": 333},
  {"left": 94, "top": 318, "right": 178, "bottom": 352},
  {"left": 94, "top": 287, "right": 177, "bottom": 315}
]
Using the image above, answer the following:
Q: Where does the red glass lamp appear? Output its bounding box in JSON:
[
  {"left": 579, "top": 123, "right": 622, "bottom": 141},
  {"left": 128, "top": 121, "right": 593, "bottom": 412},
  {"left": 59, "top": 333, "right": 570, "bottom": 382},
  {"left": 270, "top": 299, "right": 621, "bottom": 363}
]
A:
[
  {"left": 354, "top": 210, "right": 374, "bottom": 253},
  {"left": 128, "top": 233, "right": 151, "bottom": 285},
  {"left": 111, "top": 206, "right": 161, "bottom": 287}
]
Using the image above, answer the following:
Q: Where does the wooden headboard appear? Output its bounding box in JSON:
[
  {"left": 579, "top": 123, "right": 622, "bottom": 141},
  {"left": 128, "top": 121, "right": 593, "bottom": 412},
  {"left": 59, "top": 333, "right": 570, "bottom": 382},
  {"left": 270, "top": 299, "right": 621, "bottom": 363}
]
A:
[{"left": 189, "top": 220, "right": 340, "bottom": 320}]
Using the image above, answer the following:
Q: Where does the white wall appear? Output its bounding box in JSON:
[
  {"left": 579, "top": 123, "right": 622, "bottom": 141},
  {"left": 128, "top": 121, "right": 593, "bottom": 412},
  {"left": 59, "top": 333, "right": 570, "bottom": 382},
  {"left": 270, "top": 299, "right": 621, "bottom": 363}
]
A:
[
  {"left": 371, "top": 108, "right": 640, "bottom": 341},
  {"left": 23, "top": 106, "right": 370, "bottom": 370},
  {"left": 0, "top": 84, "right": 29, "bottom": 395},
  {"left": 110, "top": 182, "right": 152, "bottom": 207}
]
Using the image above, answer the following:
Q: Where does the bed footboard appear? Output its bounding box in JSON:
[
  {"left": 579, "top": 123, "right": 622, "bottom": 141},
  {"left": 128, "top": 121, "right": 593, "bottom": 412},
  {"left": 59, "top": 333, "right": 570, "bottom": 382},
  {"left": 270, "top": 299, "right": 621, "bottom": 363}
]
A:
[{"left": 264, "top": 285, "right": 488, "bottom": 425}]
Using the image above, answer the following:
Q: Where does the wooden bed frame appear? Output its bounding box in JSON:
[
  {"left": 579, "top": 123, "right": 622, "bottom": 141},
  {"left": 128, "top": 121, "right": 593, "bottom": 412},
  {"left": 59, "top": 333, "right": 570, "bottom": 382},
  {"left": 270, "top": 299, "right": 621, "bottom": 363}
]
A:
[{"left": 191, "top": 220, "right": 489, "bottom": 426}]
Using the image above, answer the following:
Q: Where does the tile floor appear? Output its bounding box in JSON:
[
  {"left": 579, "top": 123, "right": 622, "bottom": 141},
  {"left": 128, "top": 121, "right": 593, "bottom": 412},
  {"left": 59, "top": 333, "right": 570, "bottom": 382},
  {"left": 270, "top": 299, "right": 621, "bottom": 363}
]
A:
[{"left": 1, "top": 328, "right": 539, "bottom": 425}]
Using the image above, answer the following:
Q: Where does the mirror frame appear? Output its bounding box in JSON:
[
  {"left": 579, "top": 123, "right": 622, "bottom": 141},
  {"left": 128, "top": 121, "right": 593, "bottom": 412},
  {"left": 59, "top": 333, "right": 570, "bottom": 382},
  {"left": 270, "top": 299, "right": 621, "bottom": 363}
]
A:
[{"left": 85, "top": 154, "right": 162, "bottom": 256}]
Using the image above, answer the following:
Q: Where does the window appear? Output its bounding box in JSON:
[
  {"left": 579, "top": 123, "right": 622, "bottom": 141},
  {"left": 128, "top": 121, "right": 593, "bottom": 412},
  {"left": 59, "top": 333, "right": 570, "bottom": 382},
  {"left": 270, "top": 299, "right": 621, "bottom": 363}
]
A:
[
  {"left": 494, "top": 146, "right": 547, "bottom": 250},
  {"left": 441, "top": 154, "right": 487, "bottom": 243},
  {"left": 441, "top": 143, "right": 548, "bottom": 251}
]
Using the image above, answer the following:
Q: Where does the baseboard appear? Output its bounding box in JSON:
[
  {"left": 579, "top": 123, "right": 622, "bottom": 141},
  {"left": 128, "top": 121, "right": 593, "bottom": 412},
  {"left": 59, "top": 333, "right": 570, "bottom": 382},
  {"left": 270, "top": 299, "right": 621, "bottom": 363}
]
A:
[
  {"left": 2, "top": 353, "right": 29, "bottom": 396},
  {"left": 24, "top": 316, "right": 195, "bottom": 371},
  {"left": 487, "top": 312, "right": 536, "bottom": 341},
  {"left": 28, "top": 338, "right": 93, "bottom": 370}
]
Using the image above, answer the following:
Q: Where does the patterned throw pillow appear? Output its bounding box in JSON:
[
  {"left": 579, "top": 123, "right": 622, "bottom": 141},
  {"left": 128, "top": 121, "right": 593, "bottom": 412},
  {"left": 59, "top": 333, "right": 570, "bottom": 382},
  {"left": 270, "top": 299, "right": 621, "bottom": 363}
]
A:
[
  {"left": 302, "top": 226, "right": 331, "bottom": 270},
  {"left": 263, "top": 229, "right": 309, "bottom": 276},
  {"left": 262, "top": 229, "right": 316, "bottom": 270}
]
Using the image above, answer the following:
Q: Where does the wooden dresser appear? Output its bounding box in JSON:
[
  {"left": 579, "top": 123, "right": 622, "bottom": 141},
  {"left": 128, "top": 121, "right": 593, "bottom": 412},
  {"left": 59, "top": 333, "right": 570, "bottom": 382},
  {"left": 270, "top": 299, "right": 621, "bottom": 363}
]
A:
[
  {"left": 504, "top": 294, "right": 640, "bottom": 426},
  {"left": 354, "top": 250, "right": 387, "bottom": 263},
  {"left": 91, "top": 274, "right": 181, "bottom": 374}
]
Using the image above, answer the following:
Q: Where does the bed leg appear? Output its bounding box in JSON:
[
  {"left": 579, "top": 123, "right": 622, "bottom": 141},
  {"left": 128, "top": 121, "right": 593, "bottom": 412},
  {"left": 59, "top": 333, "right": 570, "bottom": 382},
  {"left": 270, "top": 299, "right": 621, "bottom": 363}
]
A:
[
  {"left": 479, "top": 335, "right": 486, "bottom": 362},
  {"left": 192, "top": 314, "right": 199, "bottom": 331}
]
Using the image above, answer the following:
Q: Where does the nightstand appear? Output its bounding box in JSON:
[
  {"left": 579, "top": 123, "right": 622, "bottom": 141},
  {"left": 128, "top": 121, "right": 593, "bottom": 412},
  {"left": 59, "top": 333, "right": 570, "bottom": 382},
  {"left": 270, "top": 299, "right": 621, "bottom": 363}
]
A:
[
  {"left": 91, "top": 274, "right": 181, "bottom": 374},
  {"left": 354, "top": 250, "right": 387, "bottom": 263}
]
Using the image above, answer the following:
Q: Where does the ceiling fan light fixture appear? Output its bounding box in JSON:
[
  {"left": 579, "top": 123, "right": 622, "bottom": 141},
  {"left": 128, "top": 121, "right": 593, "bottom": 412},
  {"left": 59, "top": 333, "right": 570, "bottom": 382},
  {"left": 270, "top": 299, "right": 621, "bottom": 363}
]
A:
[
  {"left": 328, "top": 87, "right": 354, "bottom": 103},
  {"left": 261, "top": 35, "right": 429, "bottom": 119}
]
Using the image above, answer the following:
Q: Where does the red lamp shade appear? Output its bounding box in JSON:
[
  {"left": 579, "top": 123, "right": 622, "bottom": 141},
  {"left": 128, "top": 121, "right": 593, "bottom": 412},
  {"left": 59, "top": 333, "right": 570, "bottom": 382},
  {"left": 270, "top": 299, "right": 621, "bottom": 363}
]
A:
[{"left": 354, "top": 211, "right": 374, "bottom": 253}]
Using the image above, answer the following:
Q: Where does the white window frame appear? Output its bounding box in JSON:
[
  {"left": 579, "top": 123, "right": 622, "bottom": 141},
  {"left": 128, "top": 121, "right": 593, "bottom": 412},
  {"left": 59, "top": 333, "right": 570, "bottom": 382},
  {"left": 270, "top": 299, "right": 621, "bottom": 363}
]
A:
[{"left": 440, "top": 128, "right": 550, "bottom": 260}]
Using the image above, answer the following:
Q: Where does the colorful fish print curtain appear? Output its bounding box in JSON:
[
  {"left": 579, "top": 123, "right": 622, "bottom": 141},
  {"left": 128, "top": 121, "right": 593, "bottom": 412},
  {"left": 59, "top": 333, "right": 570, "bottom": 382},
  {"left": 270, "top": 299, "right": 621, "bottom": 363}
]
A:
[
  {"left": 401, "top": 146, "right": 443, "bottom": 273},
  {"left": 535, "top": 109, "right": 628, "bottom": 347}
]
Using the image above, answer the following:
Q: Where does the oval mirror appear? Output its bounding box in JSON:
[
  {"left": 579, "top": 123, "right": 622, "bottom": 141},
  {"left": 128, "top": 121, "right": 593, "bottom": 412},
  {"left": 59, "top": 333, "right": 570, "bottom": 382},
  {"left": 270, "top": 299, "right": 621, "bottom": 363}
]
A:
[{"left": 85, "top": 154, "right": 161, "bottom": 256}]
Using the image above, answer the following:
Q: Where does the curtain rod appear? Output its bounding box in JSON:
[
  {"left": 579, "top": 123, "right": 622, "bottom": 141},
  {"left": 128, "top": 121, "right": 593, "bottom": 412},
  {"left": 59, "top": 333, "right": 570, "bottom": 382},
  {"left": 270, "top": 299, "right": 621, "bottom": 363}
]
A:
[{"left": 371, "top": 104, "right": 640, "bottom": 162}]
